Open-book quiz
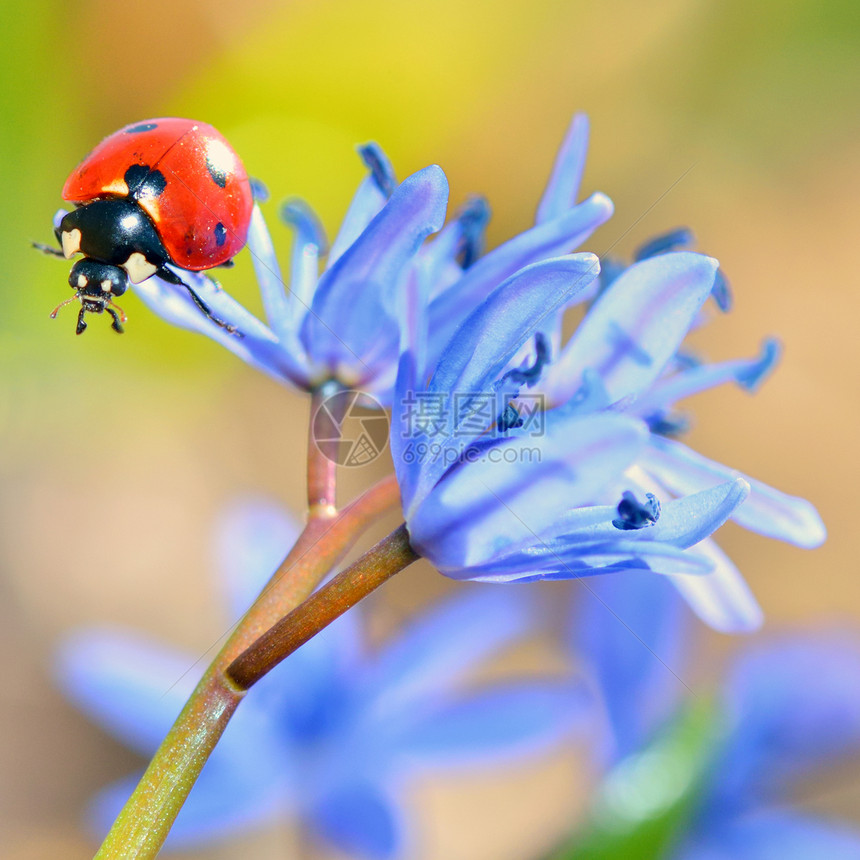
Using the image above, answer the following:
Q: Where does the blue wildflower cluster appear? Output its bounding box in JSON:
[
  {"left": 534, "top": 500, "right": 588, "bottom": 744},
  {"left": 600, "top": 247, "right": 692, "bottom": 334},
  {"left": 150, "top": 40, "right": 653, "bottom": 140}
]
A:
[{"left": 56, "top": 113, "right": 849, "bottom": 858}]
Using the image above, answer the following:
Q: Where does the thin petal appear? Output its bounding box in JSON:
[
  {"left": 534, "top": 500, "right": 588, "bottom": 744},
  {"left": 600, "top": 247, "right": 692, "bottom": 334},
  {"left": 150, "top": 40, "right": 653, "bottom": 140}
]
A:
[
  {"left": 427, "top": 192, "right": 614, "bottom": 349},
  {"left": 543, "top": 252, "right": 719, "bottom": 406},
  {"left": 642, "top": 437, "right": 826, "bottom": 548},
  {"left": 536, "top": 113, "right": 590, "bottom": 223},
  {"left": 392, "top": 683, "right": 590, "bottom": 766},
  {"left": 631, "top": 338, "right": 781, "bottom": 418},
  {"left": 573, "top": 572, "right": 689, "bottom": 761},
  {"left": 134, "top": 270, "right": 310, "bottom": 387},
  {"left": 668, "top": 538, "right": 763, "bottom": 633},
  {"left": 459, "top": 539, "right": 714, "bottom": 582},
  {"left": 280, "top": 198, "right": 327, "bottom": 322}
]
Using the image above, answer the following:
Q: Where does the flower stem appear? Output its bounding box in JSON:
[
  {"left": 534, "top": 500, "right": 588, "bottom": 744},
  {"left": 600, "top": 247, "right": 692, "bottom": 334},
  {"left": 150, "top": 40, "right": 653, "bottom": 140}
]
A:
[
  {"left": 94, "top": 473, "right": 400, "bottom": 859},
  {"left": 306, "top": 382, "right": 343, "bottom": 517},
  {"left": 227, "top": 523, "right": 418, "bottom": 690}
]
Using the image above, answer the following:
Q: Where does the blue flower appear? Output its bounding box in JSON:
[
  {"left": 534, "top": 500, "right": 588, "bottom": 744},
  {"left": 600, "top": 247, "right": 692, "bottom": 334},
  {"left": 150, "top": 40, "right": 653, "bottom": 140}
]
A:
[
  {"left": 56, "top": 499, "right": 587, "bottom": 858},
  {"left": 573, "top": 574, "right": 860, "bottom": 859},
  {"left": 390, "top": 124, "right": 824, "bottom": 633},
  {"left": 116, "top": 115, "right": 612, "bottom": 402}
]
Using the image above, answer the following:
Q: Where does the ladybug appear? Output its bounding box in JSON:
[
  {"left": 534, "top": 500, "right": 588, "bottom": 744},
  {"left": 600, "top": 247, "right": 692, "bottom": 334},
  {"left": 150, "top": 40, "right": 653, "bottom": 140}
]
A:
[{"left": 36, "top": 118, "right": 253, "bottom": 335}]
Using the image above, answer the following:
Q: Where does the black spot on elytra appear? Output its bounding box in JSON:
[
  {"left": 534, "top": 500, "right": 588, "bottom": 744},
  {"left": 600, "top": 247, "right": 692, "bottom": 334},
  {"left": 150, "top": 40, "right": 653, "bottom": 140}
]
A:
[
  {"left": 125, "top": 164, "right": 167, "bottom": 200},
  {"left": 206, "top": 156, "right": 228, "bottom": 188},
  {"left": 214, "top": 222, "right": 227, "bottom": 247},
  {"left": 125, "top": 122, "right": 158, "bottom": 134}
]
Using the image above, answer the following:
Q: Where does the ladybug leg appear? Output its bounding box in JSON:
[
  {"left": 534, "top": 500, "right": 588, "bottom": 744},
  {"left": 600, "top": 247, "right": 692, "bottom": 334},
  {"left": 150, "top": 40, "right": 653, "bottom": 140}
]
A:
[
  {"left": 105, "top": 306, "right": 125, "bottom": 334},
  {"left": 32, "top": 240, "right": 66, "bottom": 258},
  {"left": 76, "top": 307, "right": 88, "bottom": 335},
  {"left": 156, "top": 266, "right": 242, "bottom": 337},
  {"left": 214, "top": 259, "right": 235, "bottom": 269}
]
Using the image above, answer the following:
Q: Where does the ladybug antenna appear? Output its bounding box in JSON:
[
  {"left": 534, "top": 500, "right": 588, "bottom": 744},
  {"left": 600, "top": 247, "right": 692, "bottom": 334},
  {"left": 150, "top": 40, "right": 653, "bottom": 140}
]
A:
[{"left": 49, "top": 295, "right": 78, "bottom": 320}]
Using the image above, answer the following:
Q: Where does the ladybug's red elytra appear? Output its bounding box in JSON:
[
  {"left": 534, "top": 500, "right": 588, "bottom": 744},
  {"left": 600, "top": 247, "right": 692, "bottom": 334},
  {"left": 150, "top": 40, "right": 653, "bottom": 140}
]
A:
[{"left": 36, "top": 118, "right": 254, "bottom": 335}]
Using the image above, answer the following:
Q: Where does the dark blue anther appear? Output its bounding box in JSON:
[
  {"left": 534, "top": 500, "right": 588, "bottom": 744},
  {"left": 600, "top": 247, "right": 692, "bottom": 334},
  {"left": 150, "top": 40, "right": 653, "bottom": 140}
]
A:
[
  {"left": 280, "top": 199, "right": 329, "bottom": 254},
  {"left": 710, "top": 269, "right": 733, "bottom": 313},
  {"left": 456, "top": 196, "right": 491, "bottom": 269},
  {"left": 735, "top": 338, "right": 781, "bottom": 392},
  {"left": 358, "top": 143, "right": 397, "bottom": 197},
  {"left": 497, "top": 402, "right": 524, "bottom": 433},
  {"left": 674, "top": 350, "right": 702, "bottom": 371},
  {"left": 612, "top": 491, "right": 661, "bottom": 530},
  {"left": 249, "top": 178, "right": 270, "bottom": 203},
  {"left": 645, "top": 411, "right": 691, "bottom": 437},
  {"left": 633, "top": 228, "right": 695, "bottom": 261},
  {"left": 499, "top": 332, "right": 551, "bottom": 387}
]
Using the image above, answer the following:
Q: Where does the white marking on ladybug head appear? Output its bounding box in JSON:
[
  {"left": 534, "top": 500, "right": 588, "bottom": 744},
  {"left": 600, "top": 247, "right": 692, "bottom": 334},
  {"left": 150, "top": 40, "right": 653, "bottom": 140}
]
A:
[
  {"left": 122, "top": 252, "right": 158, "bottom": 284},
  {"left": 62, "top": 228, "right": 82, "bottom": 259},
  {"left": 101, "top": 279, "right": 112, "bottom": 293},
  {"left": 77, "top": 274, "right": 88, "bottom": 289}
]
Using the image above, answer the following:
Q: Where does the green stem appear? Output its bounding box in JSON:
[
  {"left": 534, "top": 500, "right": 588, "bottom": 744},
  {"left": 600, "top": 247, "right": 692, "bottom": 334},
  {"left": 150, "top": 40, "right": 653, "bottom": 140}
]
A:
[
  {"left": 227, "top": 523, "right": 418, "bottom": 690},
  {"left": 94, "top": 472, "right": 400, "bottom": 859}
]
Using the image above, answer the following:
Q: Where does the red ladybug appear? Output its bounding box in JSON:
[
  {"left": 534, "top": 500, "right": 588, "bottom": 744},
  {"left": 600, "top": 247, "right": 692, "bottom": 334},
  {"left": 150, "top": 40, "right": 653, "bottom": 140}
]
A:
[{"left": 37, "top": 118, "right": 253, "bottom": 334}]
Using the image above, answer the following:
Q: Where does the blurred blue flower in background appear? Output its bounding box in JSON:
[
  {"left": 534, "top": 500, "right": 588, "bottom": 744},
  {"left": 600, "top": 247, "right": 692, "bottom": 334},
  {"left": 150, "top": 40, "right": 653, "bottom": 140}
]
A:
[
  {"left": 56, "top": 500, "right": 588, "bottom": 858},
  {"left": 122, "top": 114, "right": 613, "bottom": 403},
  {"left": 573, "top": 573, "right": 860, "bottom": 859}
]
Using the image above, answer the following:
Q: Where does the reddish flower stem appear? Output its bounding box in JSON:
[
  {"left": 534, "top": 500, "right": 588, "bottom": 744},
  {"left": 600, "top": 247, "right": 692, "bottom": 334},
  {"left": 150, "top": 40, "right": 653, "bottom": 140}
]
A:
[{"left": 227, "top": 523, "right": 418, "bottom": 690}]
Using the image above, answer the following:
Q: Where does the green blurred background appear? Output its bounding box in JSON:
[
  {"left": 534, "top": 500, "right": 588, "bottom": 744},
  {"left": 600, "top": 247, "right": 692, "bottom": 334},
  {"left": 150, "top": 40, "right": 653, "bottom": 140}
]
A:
[{"left": 2, "top": 1, "right": 859, "bottom": 857}]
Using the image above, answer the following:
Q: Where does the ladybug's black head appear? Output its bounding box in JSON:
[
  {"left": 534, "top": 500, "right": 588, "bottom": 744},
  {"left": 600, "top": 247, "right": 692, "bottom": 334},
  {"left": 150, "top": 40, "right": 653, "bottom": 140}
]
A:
[{"left": 51, "top": 258, "right": 129, "bottom": 335}]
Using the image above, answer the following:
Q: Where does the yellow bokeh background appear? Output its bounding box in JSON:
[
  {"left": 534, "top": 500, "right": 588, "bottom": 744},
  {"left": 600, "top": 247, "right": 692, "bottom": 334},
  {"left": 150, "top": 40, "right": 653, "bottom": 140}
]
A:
[{"left": 2, "top": 1, "right": 859, "bottom": 857}]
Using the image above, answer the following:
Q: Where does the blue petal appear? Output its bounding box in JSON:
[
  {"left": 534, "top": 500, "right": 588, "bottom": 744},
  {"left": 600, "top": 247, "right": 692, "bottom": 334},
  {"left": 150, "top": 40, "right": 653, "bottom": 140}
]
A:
[
  {"left": 536, "top": 113, "right": 590, "bottom": 223},
  {"left": 543, "top": 252, "right": 719, "bottom": 406},
  {"left": 309, "top": 780, "right": 404, "bottom": 860},
  {"left": 461, "top": 539, "right": 714, "bottom": 582},
  {"left": 668, "top": 538, "right": 763, "bottom": 633},
  {"left": 407, "top": 413, "right": 648, "bottom": 568},
  {"left": 302, "top": 165, "right": 448, "bottom": 379},
  {"left": 429, "top": 254, "right": 600, "bottom": 398},
  {"left": 631, "top": 338, "right": 782, "bottom": 418},
  {"left": 642, "top": 436, "right": 826, "bottom": 548},
  {"left": 134, "top": 269, "right": 310, "bottom": 387},
  {"left": 712, "top": 633, "right": 860, "bottom": 804},
  {"left": 677, "top": 812, "right": 860, "bottom": 860},
  {"left": 280, "top": 198, "right": 327, "bottom": 320},
  {"left": 396, "top": 254, "right": 602, "bottom": 513},
  {"left": 55, "top": 630, "right": 198, "bottom": 756},
  {"left": 573, "top": 572, "right": 689, "bottom": 761},
  {"left": 391, "top": 683, "right": 590, "bottom": 766},
  {"left": 551, "top": 479, "right": 750, "bottom": 550},
  {"left": 426, "top": 192, "right": 614, "bottom": 350},
  {"left": 327, "top": 143, "right": 395, "bottom": 266},
  {"left": 358, "top": 588, "right": 534, "bottom": 716},
  {"left": 214, "top": 497, "right": 303, "bottom": 619},
  {"left": 245, "top": 202, "right": 303, "bottom": 352}
]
